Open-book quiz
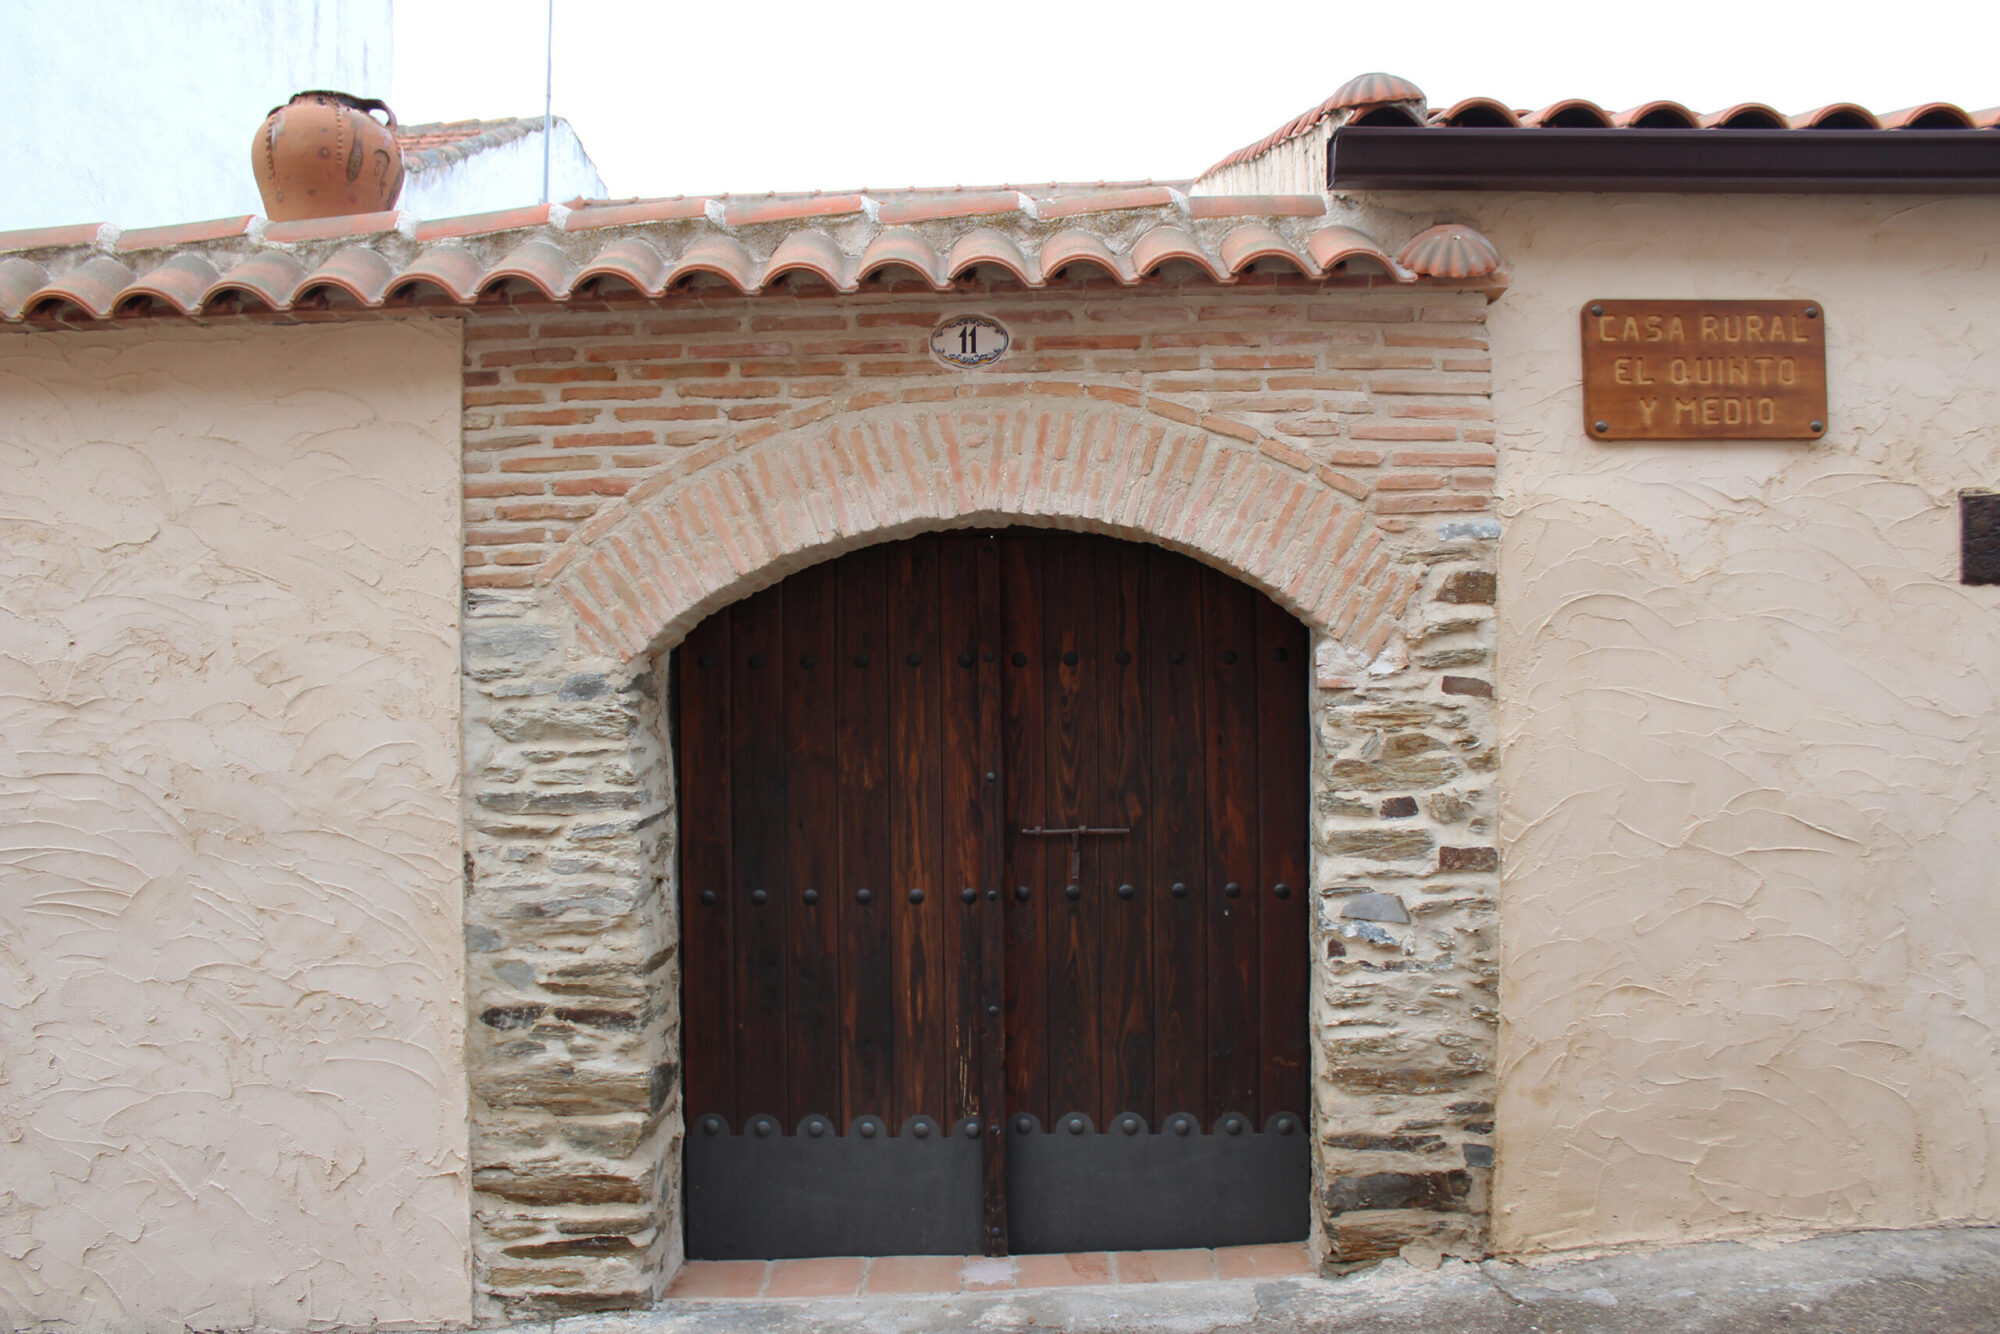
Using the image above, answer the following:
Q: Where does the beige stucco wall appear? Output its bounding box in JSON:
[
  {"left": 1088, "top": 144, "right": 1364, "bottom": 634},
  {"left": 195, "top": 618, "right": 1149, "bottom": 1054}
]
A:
[
  {"left": 0, "top": 321, "right": 470, "bottom": 1330},
  {"left": 1477, "top": 194, "right": 2000, "bottom": 1252}
]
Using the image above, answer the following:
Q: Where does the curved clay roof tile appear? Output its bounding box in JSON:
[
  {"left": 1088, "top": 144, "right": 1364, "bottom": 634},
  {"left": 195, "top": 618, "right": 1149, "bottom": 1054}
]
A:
[
  {"left": 762, "top": 230, "right": 856, "bottom": 291},
  {"left": 1397, "top": 224, "right": 1501, "bottom": 280},
  {"left": 1793, "top": 103, "right": 1883, "bottom": 129},
  {"left": 1881, "top": 102, "right": 1977, "bottom": 129},
  {"left": 1525, "top": 99, "right": 1614, "bottom": 128},
  {"left": 0, "top": 257, "right": 48, "bottom": 320},
  {"left": 1304, "top": 226, "right": 1403, "bottom": 277},
  {"left": 26, "top": 254, "right": 137, "bottom": 319},
  {"left": 1436, "top": 98, "right": 1521, "bottom": 128},
  {"left": 478, "top": 239, "right": 578, "bottom": 300},
  {"left": 121, "top": 252, "right": 223, "bottom": 315},
  {"left": 204, "top": 251, "right": 308, "bottom": 311},
  {"left": 1218, "top": 223, "right": 1315, "bottom": 278},
  {"left": 387, "top": 245, "right": 489, "bottom": 303},
  {"left": 297, "top": 246, "right": 399, "bottom": 307},
  {"left": 945, "top": 229, "right": 1038, "bottom": 286},
  {"left": 573, "top": 236, "right": 670, "bottom": 296},
  {"left": 1615, "top": 101, "right": 1700, "bottom": 129},
  {"left": 1329, "top": 72, "right": 1426, "bottom": 109},
  {"left": 1701, "top": 103, "right": 1788, "bottom": 129},
  {"left": 1130, "top": 226, "right": 1231, "bottom": 282},
  {"left": 1038, "top": 229, "right": 1135, "bottom": 284},
  {"left": 856, "top": 230, "right": 947, "bottom": 287},
  {"left": 666, "top": 234, "right": 760, "bottom": 292},
  {"left": 1976, "top": 107, "right": 2000, "bottom": 129}
]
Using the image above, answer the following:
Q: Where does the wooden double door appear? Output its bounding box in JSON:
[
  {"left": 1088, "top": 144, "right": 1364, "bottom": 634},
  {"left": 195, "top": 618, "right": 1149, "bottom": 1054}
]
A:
[{"left": 676, "top": 530, "right": 1308, "bottom": 1258}]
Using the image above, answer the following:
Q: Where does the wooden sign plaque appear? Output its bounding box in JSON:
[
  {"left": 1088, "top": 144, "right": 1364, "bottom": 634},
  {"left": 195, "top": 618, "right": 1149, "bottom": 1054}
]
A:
[{"left": 1581, "top": 299, "right": 1827, "bottom": 441}]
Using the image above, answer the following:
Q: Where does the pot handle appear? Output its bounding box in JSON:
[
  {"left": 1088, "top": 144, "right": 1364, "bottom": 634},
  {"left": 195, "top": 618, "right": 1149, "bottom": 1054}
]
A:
[{"left": 349, "top": 97, "right": 398, "bottom": 129}]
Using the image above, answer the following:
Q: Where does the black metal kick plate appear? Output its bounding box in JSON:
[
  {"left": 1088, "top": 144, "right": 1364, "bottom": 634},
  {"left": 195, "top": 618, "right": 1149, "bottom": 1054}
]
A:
[
  {"left": 685, "top": 1114, "right": 983, "bottom": 1260},
  {"left": 1008, "top": 1112, "right": 1309, "bottom": 1253}
]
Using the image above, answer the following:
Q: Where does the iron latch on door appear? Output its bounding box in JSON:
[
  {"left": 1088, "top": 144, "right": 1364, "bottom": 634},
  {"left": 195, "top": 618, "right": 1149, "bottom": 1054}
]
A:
[{"left": 1019, "top": 825, "right": 1130, "bottom": 886}]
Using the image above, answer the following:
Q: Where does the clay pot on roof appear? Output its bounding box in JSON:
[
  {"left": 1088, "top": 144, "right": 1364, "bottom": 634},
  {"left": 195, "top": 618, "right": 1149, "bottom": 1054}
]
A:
[{"left": 252, "top": 91, "right": 405, "bottom": 222}]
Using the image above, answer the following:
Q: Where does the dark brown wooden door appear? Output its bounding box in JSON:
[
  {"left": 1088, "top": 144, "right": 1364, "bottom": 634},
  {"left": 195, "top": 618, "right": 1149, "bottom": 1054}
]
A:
[{"left": 677, "top": 530, "right": 1307, "bottom": 1258}]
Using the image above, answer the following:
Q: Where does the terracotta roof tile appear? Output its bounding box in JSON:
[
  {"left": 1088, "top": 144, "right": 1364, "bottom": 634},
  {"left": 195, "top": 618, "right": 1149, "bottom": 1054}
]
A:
[
  {"left": 415, "top": 203, "right": 558, "bottom": 243},
  {"left": 395, "top": 118, "right": 547, "bottom": 173},
  {"left": 1881, "top": 102, "right": 1978, "bottom": 130},
  {"left": 1793, "top": 103, "right": 1883, "bottom": 130},
  {"left": 0, "top": 222, "right": 107, "bottom": 253},
  {"left": 1397, "top": 224, "right": 1501, "bottom": 280},
  {"left": 1614, "top": 101, "right": 1700, "bottom": 130},
  {"left": 116, "top": 216, "right": 256, "bottom": 252},
  {"left": 0, "top": 190, "right": 1502, "bottom": 325},
  {"left": 264, "top": 211, "right": 403, "bottom": 245},
  {"left": 1701, "top": 102, "right": 1788, "bottom": 129}
]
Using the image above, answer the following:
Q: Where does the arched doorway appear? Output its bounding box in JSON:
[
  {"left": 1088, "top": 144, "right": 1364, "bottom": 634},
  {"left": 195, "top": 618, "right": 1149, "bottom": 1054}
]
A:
[{"left": 673, "top": 528, "right": 1310, "bottom": 1259}]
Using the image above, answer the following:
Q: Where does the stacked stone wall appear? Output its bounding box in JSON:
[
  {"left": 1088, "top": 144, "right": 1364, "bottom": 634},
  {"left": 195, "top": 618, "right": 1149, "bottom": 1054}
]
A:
[{"left": 453, "top": 273, "right": 1498, "bottom": 1318}]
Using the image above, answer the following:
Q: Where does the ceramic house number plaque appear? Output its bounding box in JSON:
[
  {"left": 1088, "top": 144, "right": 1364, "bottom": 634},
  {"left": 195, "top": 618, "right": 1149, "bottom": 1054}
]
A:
[
  {"left": 1582, "top": 299, "right": 1827, "bottom": 440},
  {"left": 931, "top": 314, "right": 1010, "bottom": 368}
]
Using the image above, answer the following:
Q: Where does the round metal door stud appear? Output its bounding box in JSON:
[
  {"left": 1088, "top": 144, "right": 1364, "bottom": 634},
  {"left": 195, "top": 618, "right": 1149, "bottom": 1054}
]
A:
[
  {"left": 1169, "top": 649, "right": 1186, "bottom": 665},
  {"left": 1171, "top": 882, "right": 1188, "bottom": 898},
  {"left": 1015, "top": 1115, "right": 1034, "bottom": 1134},
  {"left": 1273, "top": 647, "right": 1288, "bottom": 662},
  {"left": 908, "top": 887, "right": 925, "bottom": 904},
  {"left": 1222, "top": 650, "right": 1238, "bottom": 664},
  {"left": 854, "top": 653, "right": 870, "bottom": 667},
  {"left": 1117, "top": 883, "right": 1135, "bottom": 900},
  {"left": 958, "top": 652, "right": 974, "bottom": 668},
  {"left": 750, "top": 888, "right": 767, "bottom": 905},
  {"left": 1116, "top": 649, "right": 1132, "bottom": 665},
  {"left": 1062, "top": 650, "right": 1078, "bottom": 667},
  {"left": 985, "top": 888, "right": 999, "bottom": 901},
  {"left": 964, "top": 1120, "right": 983, "bottom": 1138},
  {"left": 803, "top": 888, "right": 819, "bottom": 905},
  {"left": 913, "top": 1121, "right": 931, "bottom": 1139},
  {"left": 907, "top": 652, "right": 923, "bottom": 667},
  {"left": 1011, "top": 652, "right": 1027, "bottom": 667},
  {"left": 1273, "top": 882, "right": 1290, "bottom": 899},
  {"left": 799, "top": 654, "right": 817, "bottom": 669},
  {"left": 986, "top": 1004, "right": 1000, "bottom": 1016},
  {"left": 1014, "top": 884, "right": 1031, "bottom": 901},
  {"left": 1065, "top": 883, "right": 1081, "bottom": 901},
  {"left": 1224, "top": 882, "right": 1241, "bottom": 898},
  {"left": 859, "top": 1122, "right": 877, "bottom": 1138},
  {"left": 1064, "top": 1116, "right": 1087, "bottom": 1135},
  {"left": 856, "top": 887, "right": 873, "bottom": 905},
  {"left": 1119, "top": 1116, "right": 1141, "bottom": 1135},
  {"left": 697, "top": 655, "right": 716, "bottom": 669},
  {"left": 700, "top": 889, "right": 717, "bottom": 906},
  {"left": 701, "top": 1116, "right": 725, "bottom": 1136},
  {"left": 808, "top": 1121, "right": 825, "bottom": 1137},
  {"left": 961, "top": 887, "right": 978, "bottom": 904}
]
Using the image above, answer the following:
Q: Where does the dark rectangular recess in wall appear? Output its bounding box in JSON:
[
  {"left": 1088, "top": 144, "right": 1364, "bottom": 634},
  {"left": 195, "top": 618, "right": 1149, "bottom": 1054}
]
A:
[
  {"left": 1961, "top": 490, "right": 2000, "bottom": 584},
  {"left": 1329, "top": 128, "right": 2000, "bottom": 193}
]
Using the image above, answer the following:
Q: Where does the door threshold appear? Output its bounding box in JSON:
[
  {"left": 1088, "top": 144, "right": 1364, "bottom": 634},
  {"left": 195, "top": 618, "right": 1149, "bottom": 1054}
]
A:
[{"left": 667, "top": 1242, "right": 1311, "bottom": 1300}]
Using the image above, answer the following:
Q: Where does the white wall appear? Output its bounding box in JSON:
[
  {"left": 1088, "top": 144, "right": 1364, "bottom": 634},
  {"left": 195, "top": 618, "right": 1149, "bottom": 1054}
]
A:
[
  {"left": 0, "top": 319, "right": 471, "bottom": 1331},
  {"left": 1478, "top": 193, "right": 2000, "bottom": 1252},
  {"left": 4, "top": 0, "right": 393, "bottom": 232}
]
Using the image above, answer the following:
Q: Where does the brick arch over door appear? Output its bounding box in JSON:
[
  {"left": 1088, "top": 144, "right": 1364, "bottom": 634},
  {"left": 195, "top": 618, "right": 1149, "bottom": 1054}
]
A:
[{"left": 539, "top": 399, "right": 1417, "bottom": 662}]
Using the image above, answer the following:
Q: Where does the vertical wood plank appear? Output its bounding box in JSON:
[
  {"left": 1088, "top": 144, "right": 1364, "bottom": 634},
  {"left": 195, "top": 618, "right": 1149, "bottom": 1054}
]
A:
[
  {"left": 837, "top": 546, "right": 895, "bottom": 1128},
  {"left": 1145, "top": 546, "right": 1208, "bottom": 1126},
  {"left": 1256, "top": 596, "right": 1311, "bottom": 1121},
  {"left": 999, "top": 535, "right": 1050, "bottom": 1128},
  {"left": 729, "top": 586, "right": 789, "bottom": 1122},
  {"left": 1044, "top": 535, "right": 1100, "bottom": 1125},
  {"left": 1201, "top": 568, "right": 1262, "bottom": 1124},
  {"left": 784, "top": 561, "right": 841, "bottom": 1123},
  {"left": 938, "top": 537, "right": 985, "bottom": 1133},
  {"left": 1096, "top": 539, "right": 1153, "bottom": 1125},
  {"left": 974, "top": 535, "right": 1010, "bottom": 1253},
  {"left": 677, "top": 615, "right": 735, "bottom": 1125},
  {"left": 889, "top": 538, "right": 946, "bottom": 1127}
]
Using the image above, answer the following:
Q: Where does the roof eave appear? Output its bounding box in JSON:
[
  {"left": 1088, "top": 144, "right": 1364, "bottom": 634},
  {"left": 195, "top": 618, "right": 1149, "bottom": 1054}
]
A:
[{"left": 1329, "top": 126, "right": 2000, "bottom": 193}]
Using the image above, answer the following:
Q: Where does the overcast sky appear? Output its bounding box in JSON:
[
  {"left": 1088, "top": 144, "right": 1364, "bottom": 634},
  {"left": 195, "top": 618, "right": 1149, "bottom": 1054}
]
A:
[{"left": 393, "top": 0, "right": 1994, "bottom": 200}]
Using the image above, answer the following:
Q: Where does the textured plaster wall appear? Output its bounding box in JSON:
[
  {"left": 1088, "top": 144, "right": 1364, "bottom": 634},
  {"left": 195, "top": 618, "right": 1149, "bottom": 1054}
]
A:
[
  {"left": 1478, "top": 194, "right": 2000, "bottom": 1252},
  {"left": 0, "top": 321, "right": 471, "bottom": 1330}
]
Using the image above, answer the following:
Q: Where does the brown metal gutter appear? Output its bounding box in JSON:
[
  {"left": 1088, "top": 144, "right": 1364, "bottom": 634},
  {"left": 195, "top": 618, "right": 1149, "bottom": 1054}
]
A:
[{"left": 1329, "top": 127, "right": 2000, "bottom": 193}]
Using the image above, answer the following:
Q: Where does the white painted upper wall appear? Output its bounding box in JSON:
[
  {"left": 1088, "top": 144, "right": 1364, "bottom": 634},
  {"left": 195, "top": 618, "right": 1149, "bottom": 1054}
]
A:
[
  {"left": 0, "top": 320, "right": 470, "bottom": 1331},
  {"left": 1478, "top": 193, "right": 2000, "bottom": 1253},
  {"left": 4, "top": 0, "right": 394, "bottom": 232}
]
